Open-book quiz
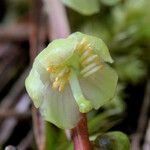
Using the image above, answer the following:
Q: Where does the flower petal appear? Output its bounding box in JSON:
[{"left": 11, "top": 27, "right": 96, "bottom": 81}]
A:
[
  {"left": 69, "top": 32, "right": 113, "bottom": 63},
  {"left": 25, "top": 60, "right": 50, "bottom": 107},
  {"left": 35, "top": 37, "right": 77, "bottom": 69},
  {"left": 79, "top": 65, "right": 118, "bottom": 109},
  {"left": 25, "top": 68, "right": 45, "bottom": 108},
  {"left": 40, "top": 85, "right": 81, "bottom": 129},
  {"left": 32, "top": 60, "right": 50, "bottom": 84}
]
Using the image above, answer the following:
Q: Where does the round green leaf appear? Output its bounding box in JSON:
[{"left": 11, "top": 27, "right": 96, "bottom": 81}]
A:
[
  {"left": 94, "top": 131, "right": 130, "bottom": 150},
  {"left": 62, "top": 0, "right": 100, "bottom": 15}
]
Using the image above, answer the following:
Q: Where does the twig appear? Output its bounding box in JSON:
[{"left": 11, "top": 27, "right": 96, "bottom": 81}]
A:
[
  {"left": 143, "top": 119, "right": 150, "bottom": 150},
  {"left": 131, "top": 80, "right": 150, "bottom": 150},
  {"left": 0, "top": 43, "right": 13, "bottom": 57},
  {"left": 0, "top": 68, "right": 29, "bottom": 110},
  {"left": 0, "top": 24, "right": 29, "bottom": 42},
  {"left": 43, "top": 0, "right": 70, "bottom": 40},
  {"left": 32, "top": 106, "right": 45, "bottom": 150},
  {"left": 0, "top": 44, "right": 27, "bottom": 92},
  {"left": 0, "top": 23, "right": 46, "bottom": 43},
  {"left": 0, "top": 68, "right": 30, "bottom": 144},
  {"left": 29, "top": 0, "right": 46, "bottom": 62},
  {"left": 0, "top": 110, "right": 31, "bottom": 120},
  {"left": 29, "top": 0, "right": 46, "bottom": 150},
  {"left": 0, "top": 94, "right": 31, "bottom": 144}
]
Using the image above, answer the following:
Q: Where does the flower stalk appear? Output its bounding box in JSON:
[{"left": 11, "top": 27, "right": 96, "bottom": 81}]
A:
[{"left": 71, "top": 113, "right": 92, "bottom": 150}]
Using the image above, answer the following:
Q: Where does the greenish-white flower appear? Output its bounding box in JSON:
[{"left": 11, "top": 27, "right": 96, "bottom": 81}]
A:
[{"left": 25, "top": 32, "right": 118, "bottom": 129}]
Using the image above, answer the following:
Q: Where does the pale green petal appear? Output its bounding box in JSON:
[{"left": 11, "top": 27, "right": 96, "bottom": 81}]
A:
[
  {"left": 79, "top": 65, "right": 118, "bottom": 109},
  {"left": 35, "top": 37, "right": 77, "bottom": 69},
  {"left": 40, "top": 85, "right": 81, "bottom": 129},
  {"left": 26, "top": 60, "right": 81, "bottom": 129},
  {"left": 69, "top": 32, "right": 113, "bottom": 63},
  {"left": 25, "top": 68, "right": 45, "bottom": 108},
  {"left": 25, "top": 60, "right": 50, "bottom": 107},
  {"left": 62, "top": 0, "right": 100, "bottom": 15},
  {"left": 32, "top": 59, "right": 50, "bottom": 84}
]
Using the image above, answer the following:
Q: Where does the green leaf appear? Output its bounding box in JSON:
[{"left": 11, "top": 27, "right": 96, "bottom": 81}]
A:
[
  {"left": 101, "top": 0, "right": 121, "bottom": 6},
  {"left": 88, "top": 111, "right": 115, "bottom": 135},
  {"left": 62, "top": 0, "right": 100, "bottom": 15},
  {"left": 80, "top": 19, "right": 111, "bottom": 43},
  {"left": 45, "top": 122, "right": 59, "bottom": 150},
  {"left": 94, "top": 131, "right": 130, "bottom": 150},
  {"left": 114, "top": 56, "right": 147, "bottom": 84}
]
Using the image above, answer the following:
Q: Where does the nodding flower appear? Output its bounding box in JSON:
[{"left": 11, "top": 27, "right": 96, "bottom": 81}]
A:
[{"left": 25, "top": 32, "right": 118, "bottom": 129}]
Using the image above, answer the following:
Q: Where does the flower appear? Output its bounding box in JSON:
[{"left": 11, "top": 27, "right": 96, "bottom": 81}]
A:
[{"left": 25, "top": 32, "right": 118, "bottom": 129}]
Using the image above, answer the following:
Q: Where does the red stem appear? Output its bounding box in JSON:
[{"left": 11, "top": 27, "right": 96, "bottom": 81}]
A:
[{"left": 71, "top": 114, "right": 92, "bottom": 150}]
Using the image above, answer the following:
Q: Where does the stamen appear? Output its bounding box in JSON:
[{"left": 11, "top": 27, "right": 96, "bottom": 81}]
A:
[
  {"left": 80, "top": 49, "right": 92, "bottom": 61},
  {"left": 77, "top": 38, "right": 103, "bottom": 77},
  {"left": 51, "top": 67, "right": 70, "bottom": 92},
  {"left": 52, "top": 81, "right": 59, "bottom": 90},
  {"left": 83, "top": 65, "right": 103, "bottom": 77},
  {"left": 58, "top": 81, "right": 65, "bottom": 92},
  {"left": 76, "top": 38, "right": 89, "bottom": 54},
  {"left": 47, "top": 66, "right": 59, "bottom": 73},
  {"left": 57, "top": 67, "right": 69, "bottom": 79},
  {"left": 80, "top": 63, "right": 97, "bottom": 74},
  {"left": 82, "top": 55, "right": 98, "bottom": 66},
  {"left": 84, "top": 43, "right": 91, "bottom": 50}
]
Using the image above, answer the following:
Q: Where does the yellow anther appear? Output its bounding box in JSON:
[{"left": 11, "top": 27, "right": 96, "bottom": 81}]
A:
[
  {"left": 84, "top": 44, "right": 92, "bottom": 51},
  {"left": 82, "top": 55, "right": 98, "bottom": 66},
  {"left": 52, "top": 79, "right": 66, "bottom": 92},
  {"left": 58, "top": 86, "right": 63, "bottom": 92},
  {"left": 55, "top": 77, "right": 59, "bottom": 82},
  {"left": 58, "top": 82, "right": 65, "bottom": 92},
  {"left": 76, "top": 38, "right": 89, "bottom": 54},
  {"left": 47, "top": 66, "right": 58, "bottom": 73},
  {"left": 52, "top": 81, "right": 59, "bottom": 89},
  {"left": 50, "top": 67, "right": 70, "bottom": 92},
  {"left": 80, "top": 49, "right": 91, "bottom": 61},
  {"left": 53, "top": 81, "right": 64, "bottom": 92}
]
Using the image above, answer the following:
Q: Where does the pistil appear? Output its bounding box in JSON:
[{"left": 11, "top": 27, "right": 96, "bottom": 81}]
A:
[{"left": 69, "top": 70, "right": 92, "bottom": 113}]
